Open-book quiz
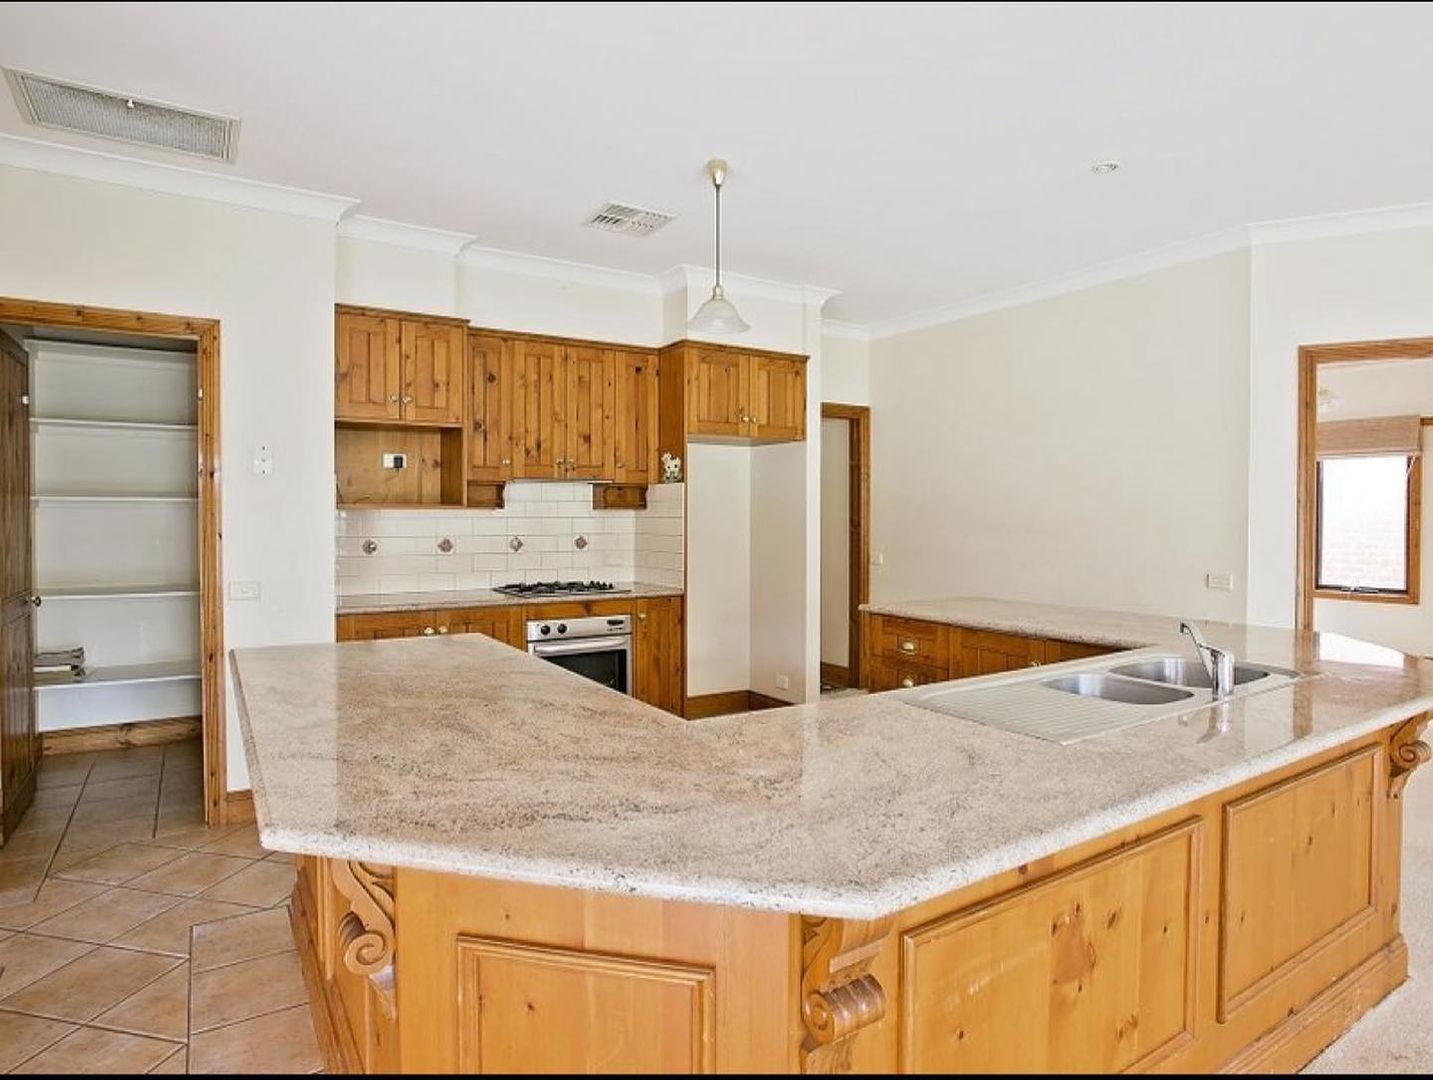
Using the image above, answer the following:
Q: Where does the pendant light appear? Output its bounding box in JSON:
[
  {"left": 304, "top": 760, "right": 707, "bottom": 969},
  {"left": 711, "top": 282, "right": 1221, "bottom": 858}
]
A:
[{"left": 688, "top": 158, "right": 750, "bottom": 335}]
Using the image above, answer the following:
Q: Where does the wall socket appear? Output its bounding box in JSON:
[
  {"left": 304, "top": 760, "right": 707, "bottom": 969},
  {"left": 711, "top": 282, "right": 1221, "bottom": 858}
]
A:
[
  {"left": 1206, "top": 572, "right": 1235, "bottom": 592},
  {"left": 774, "top": 674, "right": 791, "bottom": 691},
  {"left": 381, "top": 452, "right": 408, "bottom": 470}
]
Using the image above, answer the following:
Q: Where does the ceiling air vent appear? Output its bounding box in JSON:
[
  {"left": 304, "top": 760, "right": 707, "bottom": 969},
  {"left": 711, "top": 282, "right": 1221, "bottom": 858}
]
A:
[
  {"left": 583, "top": 202, "right": 675, "bottom": 237},
  {"left": 5, "top": 69, "right": 240, "bottom": 163}
]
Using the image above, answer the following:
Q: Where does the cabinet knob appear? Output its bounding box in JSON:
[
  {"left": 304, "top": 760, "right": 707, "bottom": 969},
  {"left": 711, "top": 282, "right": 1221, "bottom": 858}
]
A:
[
  {"left": 1028, "top": 660, "right": 1041, "bottom": 668},
  {"left": 899, "top": 640, "right": 917, "bottom": 653},
  {"left": 500, "top": 458, "right": 512, "bottom": 466},
  {"left": 388, "top": 394, "right": 399, "bottom": 403},
  {"left": 422, "top": 626, "right": 436, "bottom": 636},
  {"left": 438, "top": 626, "right": 449, "bottom": 634},
  {"left": 900, "top": 677, "right": 916, "bottom": 689},
  {"left": 29, "top": 594, "right": 42, "bottom": 608},
  {"left": 637, "top": 612, "right": 648, "bottom": 621},
  {"left": 402, "top": 395, "right": 414, "bottom": 404}
]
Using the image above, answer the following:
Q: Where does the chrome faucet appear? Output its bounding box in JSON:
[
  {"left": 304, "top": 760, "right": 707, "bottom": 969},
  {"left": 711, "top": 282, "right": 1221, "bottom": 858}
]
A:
[{"left": 1180, "top": 620, "right": 1235, "bottom": 700}]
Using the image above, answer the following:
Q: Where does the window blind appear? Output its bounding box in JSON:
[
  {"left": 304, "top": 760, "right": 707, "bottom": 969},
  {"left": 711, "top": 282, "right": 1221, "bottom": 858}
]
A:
[{"left": 1316, "top": 415, "right": 1422, "bottom": 458}]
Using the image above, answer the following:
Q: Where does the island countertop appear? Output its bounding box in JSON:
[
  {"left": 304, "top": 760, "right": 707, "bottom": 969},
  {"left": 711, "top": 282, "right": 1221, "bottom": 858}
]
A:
[{"left": 231, "top": 602, "right": 1433, "bottom": 919}]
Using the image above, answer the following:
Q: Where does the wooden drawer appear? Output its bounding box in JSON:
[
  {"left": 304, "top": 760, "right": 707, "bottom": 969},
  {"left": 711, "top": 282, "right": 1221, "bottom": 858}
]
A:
[
  {"left": 867, "top": 657, "right": 948, "bottom": 693},
  {"left": 337, "top": 610, "right": 443, "bottom": 641},
  {"left": 1043, "top": 638, "right": 1118, "bottom": 663},
  {"left": 524, "top": 599, "right": 634, "bottom": 621},
  {"left": 871, "top": 615, "right": 949, "bottom": 667}
]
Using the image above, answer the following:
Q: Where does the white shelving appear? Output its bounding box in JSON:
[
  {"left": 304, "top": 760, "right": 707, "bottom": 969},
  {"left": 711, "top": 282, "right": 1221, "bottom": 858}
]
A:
[{"left": 28, "top": 338, "right": 201, "bottom": 734}]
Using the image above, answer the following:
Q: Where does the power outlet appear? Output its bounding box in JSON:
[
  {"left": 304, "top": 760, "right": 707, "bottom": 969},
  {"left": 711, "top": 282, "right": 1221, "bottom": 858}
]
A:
[
  {"left": 1206, "top": 572, "right": 1235, "bottom": 592},
  {"left": 227, "top": 581, "right": 261, "bottom": 601},
  {"left": 774, "top": 673, "right": 791, "bottom": 691},
  {"left": 381, "top": 451, "right": 408, "bottom": 470},
  {"left": 871, "top": 551, "right": 885, "bottom": 566}
]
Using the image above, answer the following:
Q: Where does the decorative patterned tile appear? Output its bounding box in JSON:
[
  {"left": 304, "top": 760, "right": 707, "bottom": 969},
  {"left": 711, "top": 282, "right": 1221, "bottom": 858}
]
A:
[
  {"left": 9, "top": 1024, "right": 178, "bottom": 1074},
  {"left": 190, "top": 949, "right": 308, "bottom": 1033},
  {"left": 187, "top": 1003, "right": 322, "bottom": 1074},
  {"left": 0, "top": 944, "right": 181, "bottom": 1022}
]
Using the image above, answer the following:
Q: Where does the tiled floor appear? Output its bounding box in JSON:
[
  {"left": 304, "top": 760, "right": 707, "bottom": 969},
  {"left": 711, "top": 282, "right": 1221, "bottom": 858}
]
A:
[{"left": 0, "top": 742, "right": 321, "bottom": 1074}]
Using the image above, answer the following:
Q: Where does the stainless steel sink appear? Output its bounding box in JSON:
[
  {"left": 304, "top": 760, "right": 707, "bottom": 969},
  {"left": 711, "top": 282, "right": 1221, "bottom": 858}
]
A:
[
  {"left": 1041, "top": 673, "right": 1195, "bottom": 705},
  {"left": 1110, "top": 659, "right": 1294, "bottom": 689}
]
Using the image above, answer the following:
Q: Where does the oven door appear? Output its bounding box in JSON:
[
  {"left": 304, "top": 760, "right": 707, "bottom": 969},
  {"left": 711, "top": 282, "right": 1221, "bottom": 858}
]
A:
[{"left": 529, "top": 636, "right": 633, "bottom": 694}]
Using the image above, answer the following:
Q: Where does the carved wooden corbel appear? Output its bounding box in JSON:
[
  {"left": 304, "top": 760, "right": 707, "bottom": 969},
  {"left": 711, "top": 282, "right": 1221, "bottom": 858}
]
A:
[
  {"left": 1388, "top": 714, "right": 1432, "bottom": 799},
  {"left": 330, "top": 860, "right": 396, "bottom": 977},
  {"left": 800, "top": 915, "right": 893, "bottom": 1073}
]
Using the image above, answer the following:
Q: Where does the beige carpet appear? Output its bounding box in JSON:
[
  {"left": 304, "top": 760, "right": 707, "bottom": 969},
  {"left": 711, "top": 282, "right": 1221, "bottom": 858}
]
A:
[{"left": 1306, "top": 767, "right": 1433, "bottom": 1073}]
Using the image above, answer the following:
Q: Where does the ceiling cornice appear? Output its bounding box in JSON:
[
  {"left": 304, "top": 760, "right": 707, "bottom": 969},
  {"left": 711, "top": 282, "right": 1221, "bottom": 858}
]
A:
[
  {"left": 673, "top": 264, "right": 840, "bottom": 307},
  {"left": 1247, "top": 199, "right": 1433, "bottom": 245},
  {"left": 822, "top": 319, "right": 870, "bottom": 342},
  {"left": 337, "top": 213, "right": 476, "bottom": 255},
  {"left": 0, "top": 133, "right": 358, "bottom": 221},
  {"left": 460, "top": 244, "right": 662, "bottom": 294}
]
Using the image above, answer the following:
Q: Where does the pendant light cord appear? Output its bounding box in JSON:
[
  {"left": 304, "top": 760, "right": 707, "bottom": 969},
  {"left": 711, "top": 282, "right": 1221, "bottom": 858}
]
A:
[{"left": 713, "top": 177, "right": 722, "bottom": 290}]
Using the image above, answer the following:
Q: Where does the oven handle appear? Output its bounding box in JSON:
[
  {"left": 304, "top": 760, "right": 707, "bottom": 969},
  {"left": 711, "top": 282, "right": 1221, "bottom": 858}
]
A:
[{"left": 530, "top": 636, "right": 632, "bottom": 657}]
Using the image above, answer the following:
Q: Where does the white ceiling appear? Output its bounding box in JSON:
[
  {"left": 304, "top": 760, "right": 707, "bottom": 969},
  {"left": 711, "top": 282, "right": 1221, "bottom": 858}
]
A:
[{"left": 2, "top": 3, "right": 1432, "bottom": 325}]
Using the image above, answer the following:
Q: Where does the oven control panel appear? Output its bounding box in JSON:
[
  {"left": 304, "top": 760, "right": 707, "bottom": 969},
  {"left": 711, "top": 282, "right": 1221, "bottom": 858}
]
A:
[{"left": 525, "top": 615, "right": 632, "bottom": 643}]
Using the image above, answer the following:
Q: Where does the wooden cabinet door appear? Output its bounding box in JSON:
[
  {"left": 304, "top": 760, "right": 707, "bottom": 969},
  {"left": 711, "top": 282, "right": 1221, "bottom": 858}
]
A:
[
  {"left": 635, "top": 597, "right": 684, "bottom": 715},
  {"left": 748, "top": 354, "right": 805, "bottom": 441},
  {"left": 0, "top": 330, "right": 36, "bottom": 840},
  {"left": 564, "top": 346, "right": 615, "bottom": 480},
  {"left": 336, "top": 312, "right": 402, "bottom": 421},
  {"left": 336, "top": 611, "right": 443, "bottom": 641},
  {"left": 467, "top": 334, "right": 513, "bottom": 482},
  {"left": 442, "top": 607, "right": 522, "bottom": 647},
  {"left": 960, "top": 630, "right": 1046, "bottom": 677},
  {"left": 512, "top": 340, "right": 566, "bottom": 479},
  {"left": 1044, "top": 639, "right": 1117, "bottom": 663},
  {"left": 401, "top": 320, "right": 465, "bottom": 425},
  {"left": 686, "top": 349, "right": 748, "bottom": 438},
  {"left": 613, "top": 351, "right": 658, "bottom": 484}
]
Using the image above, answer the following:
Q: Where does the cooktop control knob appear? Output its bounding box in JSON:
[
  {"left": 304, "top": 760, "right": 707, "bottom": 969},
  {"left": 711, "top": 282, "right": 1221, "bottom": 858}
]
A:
[
  {"left": 557, "top": 623, "right": 568, "bottom": 635},
  {"left": 539, "top": 624, "right": 551, "bottom": 635}
]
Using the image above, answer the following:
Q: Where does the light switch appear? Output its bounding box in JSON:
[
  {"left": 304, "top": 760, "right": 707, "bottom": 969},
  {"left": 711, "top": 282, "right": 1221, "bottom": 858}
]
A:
[
  {"left": 774, "top": 673, "right": 791, "bottom": 691},
  {"left": 871, "top": 552, "right": 885, "bottom": 566},
  {"left": 252, "top": 445, "right": 273, "bottom": 476},
  {"left": 228, "top": 581, "right": 261, "bottom": 601}
]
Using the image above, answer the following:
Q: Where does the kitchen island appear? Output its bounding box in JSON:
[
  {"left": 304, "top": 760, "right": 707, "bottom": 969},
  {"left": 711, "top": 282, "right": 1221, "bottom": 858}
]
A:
[{"left": 231, "top": 602, "right": 1433, "bottom": 1074}]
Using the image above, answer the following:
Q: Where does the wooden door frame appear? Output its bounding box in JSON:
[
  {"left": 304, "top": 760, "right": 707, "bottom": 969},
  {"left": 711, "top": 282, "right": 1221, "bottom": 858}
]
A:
[
  {"left": 1296, "top": 337, "right": 1433, "bottom": 632},
  {"left": 0, "top": 298, "right": 227, "bottom": 824},
  {"left": 821, "top": 403, "right": 871, "bottom": 687}
]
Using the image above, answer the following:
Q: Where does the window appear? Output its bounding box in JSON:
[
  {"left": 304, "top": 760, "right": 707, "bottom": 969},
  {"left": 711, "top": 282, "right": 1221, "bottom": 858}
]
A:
[{"left": 1316, "top": 452, "right": 1420, "bottom": 600}]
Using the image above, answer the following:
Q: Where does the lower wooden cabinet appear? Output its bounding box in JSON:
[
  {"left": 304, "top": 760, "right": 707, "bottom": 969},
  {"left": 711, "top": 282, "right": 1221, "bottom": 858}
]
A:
[
  {"left": 866, "top": 657, "right": 947, "bottom": 692},
  {"left": 336, "top": 597, "right": 685, "bottom": 716}
]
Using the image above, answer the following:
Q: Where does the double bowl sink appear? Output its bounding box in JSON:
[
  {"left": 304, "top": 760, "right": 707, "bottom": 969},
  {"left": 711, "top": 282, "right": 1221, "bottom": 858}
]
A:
[{"left": 912, "top": 654, "right": 1305, "bottom": 745}]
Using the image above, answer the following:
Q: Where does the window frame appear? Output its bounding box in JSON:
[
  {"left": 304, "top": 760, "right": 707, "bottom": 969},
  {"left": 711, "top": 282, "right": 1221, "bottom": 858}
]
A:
[{"left": 1313, "top": 451, "right": 1422, "bottom": 605}]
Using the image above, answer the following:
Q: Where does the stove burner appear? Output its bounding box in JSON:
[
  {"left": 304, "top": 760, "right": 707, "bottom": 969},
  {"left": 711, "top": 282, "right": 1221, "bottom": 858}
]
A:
[{"left": 493, "top": 580, "right": 627, "bottom": 598}]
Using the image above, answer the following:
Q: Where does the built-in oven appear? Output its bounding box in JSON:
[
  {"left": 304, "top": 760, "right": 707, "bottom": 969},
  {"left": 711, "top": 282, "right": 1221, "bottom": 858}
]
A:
[{"left": 526, "top": 615, "right": 633, "bottom": 694}]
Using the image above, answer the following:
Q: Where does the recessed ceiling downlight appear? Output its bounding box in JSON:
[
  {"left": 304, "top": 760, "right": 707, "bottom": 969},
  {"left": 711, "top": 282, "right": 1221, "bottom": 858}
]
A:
[{"left": 1091, "top": 160, "right": 1122, "bottom": 175}]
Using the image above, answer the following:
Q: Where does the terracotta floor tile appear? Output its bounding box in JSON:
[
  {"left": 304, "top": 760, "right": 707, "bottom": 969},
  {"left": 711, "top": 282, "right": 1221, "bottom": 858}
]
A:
[
  {"left": 0, "top": 1010, "right": 78, "bottom": 1071},
  {"left": 7, "top": 804, "right": 76, "bottom": 834},
  {"left": 189, "top": 948, "right": 307, "bottom": 1033},
  {"left": 35, "top": 759, "right": 94, "bottom": 790},
  {"left": 55, "top": 818, "right": 160, "bottom": 856},
  {"left": 79, "top": 776, "right": 162, "bottom": 806},
  {"left": 0, "top": 933, "right": 93, "bottom": 996},
  {"left": 113, "top": 898, "right": 258, "bottom": 957},
  {"left": 126, "top": 852, "right": 252, "bottom": 898},
  {"left": 30, "top": 784, "right": 83, "bottom": 810},
  {"left": 93, "top": 962, "right": 190, "bottom": 1041},
  {"left": 199, "top": 828, "right": 267, "bottom": 859},
  {"left": 187, "top": 1002, "right": 322, "bottom": 1073},
  {"left": 148, "top": 1046, "right": 187, "bottom": 1073},
  {"left": 199, "top": 859, "right": 295, "bottom": 908},
  {"left": 0, "top": 880, "right": 109, "bottom": 931},
  {"left": 264, "top": 849, "right": 295, "bottom": 865},
  {"left": 54, "top": 844, "right": 182, "bottom": 887},
  {"left": 0, "top": 829, "right": 62, "bottom": 864},
  {"left": 0, "top": 857, "right": 49, "bottom": 906},
  {"left": 9, "top": 1024, "right": 178, "bottom": 1074},
  {"left": 88, "top": 753, "right": 165, "bottom": 783},
  {"left": 151, "top": 818, "right": 237, "bottom": 849},
  {"left": 0, "top": 944, "right": 181, "bottom": 1022},
  {"left": 31, "top": 887, "right": 181, "bottom": 945},
  {"left": 191, "top": 907, "right": 296, "bottom": 973},
  {"left": 69, "top": 795, "right": 159, "bottom": 828}
]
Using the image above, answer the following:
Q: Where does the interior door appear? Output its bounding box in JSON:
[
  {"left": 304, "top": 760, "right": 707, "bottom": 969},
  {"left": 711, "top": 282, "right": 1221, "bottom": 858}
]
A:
[
  {"left": 613, "top": 351, "right": 658, "bottom": 484},
  {"left": 512, "top": 340, "right": 566, "bottom": 479},
  {"left": 564, "top": 346, "right": 616, "bottom": 480},
  {"left": 0, "top": 329, "right": 37, "bottom": 841},
  {"left": 335, "top": 311, "right": 402, "bottom": 421},
  {"left": 402, "top": 320, "right": 466, "bottom": 425}
]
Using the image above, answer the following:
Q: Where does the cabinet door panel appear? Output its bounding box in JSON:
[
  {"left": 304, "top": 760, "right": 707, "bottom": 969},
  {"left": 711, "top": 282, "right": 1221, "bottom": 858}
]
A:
[
  {"left": 442, "top": 607, "right": 522, "bottom": 647},
  {"left": 512, "top": 341, "right": 566, "bottom": 479},
  {"left": 635, "top": 597, "right": 684, "bottom": 715},
  {"left": 687, "top": 349, "right": 748, "bottom": 437},
  {"left": 402, "top": 321, "right": 465, "bottom": 425},
  {"left": 336, "top": 313, "right": 402, "bottom": 421},
  {"left": 960, "top": 630, "right": 1045, "bottom": 676},
  {"left": 565, "top": 346, "right": 615, "bottom": 480},
  {"left": 613, "top": 351, "right": 659, "bottom": 484},
  {"left": 337, "top": 611, "right": 442, "bottom": 641},
  {"left": 749, "top": 355, "right": 805, "bottom": 441},
  {"left": 468, "top": 335, "right": 513, "bottom": 482}
]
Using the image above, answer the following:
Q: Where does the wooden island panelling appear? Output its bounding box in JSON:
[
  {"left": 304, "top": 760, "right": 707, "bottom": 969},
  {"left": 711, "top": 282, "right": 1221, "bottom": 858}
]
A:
[{"left": 290, "top": 713, "right": 1429, "bottom": 1074}]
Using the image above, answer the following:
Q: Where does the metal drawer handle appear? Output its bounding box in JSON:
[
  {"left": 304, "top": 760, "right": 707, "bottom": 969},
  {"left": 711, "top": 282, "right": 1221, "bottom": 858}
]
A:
[
  {"left": 422, "top": 626, "right": 436, "bottom": 636},
  {"left": 899, "top": 640, "right": 917, "bottom": 653},
  {"left": 438, "top": 626, "right": 449, "bottom": 634}
]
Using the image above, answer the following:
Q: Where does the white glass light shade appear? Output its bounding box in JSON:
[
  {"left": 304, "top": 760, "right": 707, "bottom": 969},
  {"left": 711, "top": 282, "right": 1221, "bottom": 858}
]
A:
[{"left": 688, "top": 284, "right": 749, "bottom": 335}]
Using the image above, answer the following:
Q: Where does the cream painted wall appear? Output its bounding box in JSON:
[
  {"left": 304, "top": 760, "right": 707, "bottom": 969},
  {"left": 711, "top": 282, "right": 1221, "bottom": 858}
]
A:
[
  {"left": 1309, "top": 359, "right": 1433, "bottom": 656},
  {"left": 0, "top": 164, "right": 338, "bottom": 792},
  {"left": 1246, "top": 225, "right": 1433, "bottom": 629},
  {"left": 869, "top": 251, "right": 1252, "bottom": 621},
  {"left": 336, "top": 236, "right": 458, "bottom": 315},
  {"left": 459, "top": 256, "right": 662, "bottom": 344},
  {"left": 684, "top": 444, "right": 751, "bottom": 694},
  {"left": 820, "top": 418, "right": 850, "bottom": 667},
  {"left": 821, "top": 332, "right": 871, "bottom": 405}
]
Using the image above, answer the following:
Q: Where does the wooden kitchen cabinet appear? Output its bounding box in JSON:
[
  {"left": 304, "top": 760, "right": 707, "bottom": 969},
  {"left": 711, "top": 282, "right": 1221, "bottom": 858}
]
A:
[
  {"left": 657, "top": 341, "right": 808, "bottom": 448},
  {"left": 870, "top": 614, "right": 950, "bottom": 671},
  {"left": 564, "top": 345, "right": 616, "bottom": 480},
  {"left": 512, "top": 339, "right": 566, "bottom": 479},
  {"left": 749, "top": 353, "right": 806, "bottom": 441},
  {"left": 336, "top": 607, "right": 522, "bottom": 645},
  {"left": 685, "top": 347, "right": 748, "bottom": 438},
  {"left": 401, "top": 320, "right": 466, "bottom": 425},
  {"left": 336, "top": 610, "right": 443, "bottom": 641},
  {"left": 336, "top": 308, "right": 467, "bottom": 426},
  {"left": 466, "top": 333, "right": 513, "bottom": 483},
  {"left": 959, "top": 628, "right": 1048, "bottom": 676},
  {"left": 867, "top": 656, "right": 947, "bottom": 692},
  {"left": 635, "top": 596, "right": 684, "bottom": 715},
  {"left": 613, "top": 350, "right": 659, "bottom": 484},
  {"left": 441, "top": 607, "right": 524, "bottom": 646}
]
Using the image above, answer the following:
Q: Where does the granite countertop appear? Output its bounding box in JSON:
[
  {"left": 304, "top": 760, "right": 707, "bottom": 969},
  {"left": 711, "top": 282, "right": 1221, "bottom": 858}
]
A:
[
  {"left": 337, "top": 581, "right": 684, "bottom": 615},
  {"left": 232, "top": 598, "right": 1433, "bottom": 920},
  {"left": 862, "top": 595, "right": 1193, "bottom": 648}
]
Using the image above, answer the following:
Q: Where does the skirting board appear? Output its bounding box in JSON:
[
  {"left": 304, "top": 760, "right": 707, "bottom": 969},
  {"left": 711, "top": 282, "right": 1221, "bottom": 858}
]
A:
[
  {"left": 224, "top": 789, "right": 256, "bottom": 825},
  {"left": 684, "top": 690, "right": 792, "bottom": 719},
  {"left": 820, "top": 662, "right": 851, "bottom": 688},
  {"left": 41, "top": 715, "right": 200, "bottom": 756}
]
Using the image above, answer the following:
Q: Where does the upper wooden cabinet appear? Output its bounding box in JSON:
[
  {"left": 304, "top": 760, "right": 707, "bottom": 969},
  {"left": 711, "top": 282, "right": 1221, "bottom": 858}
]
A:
[
  {"left": 612, "top": 351, "right": 659, "bottom": 484},
  {"left": 512, "top": 339, "right": 567, "bottom": 479},
  {"left": 467, "top": 333, "right": 512, "bottom": 483},
  {"left": 564, "top": 346, "right": 616, "bottom": 480},
  {"left": 657, "top": 342, "right": 807, "bottom": 447},
  {"left": 336, "top": 308, "right": 465, "bottom": 426}
]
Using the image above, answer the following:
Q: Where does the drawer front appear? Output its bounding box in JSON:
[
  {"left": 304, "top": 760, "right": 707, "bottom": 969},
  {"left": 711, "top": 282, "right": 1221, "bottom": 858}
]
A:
[
  {"left": 868, "top": 657, "right": 947, "bottom": 692},
  {"left": 960, "top": 629, "right": 1046, "bottom": 677},
  {"left": 872, "top": 616, "right": 948, "bottom": 667},
  {"left": 1044, "top": 638, "right": 1118, "bottom": 663}
]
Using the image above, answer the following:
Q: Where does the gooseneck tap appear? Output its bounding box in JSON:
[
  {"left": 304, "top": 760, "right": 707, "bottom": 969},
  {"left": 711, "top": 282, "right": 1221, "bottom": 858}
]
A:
[{"left": 1180, "top": 620, "right": 1235, "bottom": 700}]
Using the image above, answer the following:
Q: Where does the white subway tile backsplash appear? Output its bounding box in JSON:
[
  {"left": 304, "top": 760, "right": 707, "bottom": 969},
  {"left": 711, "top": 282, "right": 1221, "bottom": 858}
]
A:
[{"left": 335, "top": 482, "right": 683, "bottom": 595}]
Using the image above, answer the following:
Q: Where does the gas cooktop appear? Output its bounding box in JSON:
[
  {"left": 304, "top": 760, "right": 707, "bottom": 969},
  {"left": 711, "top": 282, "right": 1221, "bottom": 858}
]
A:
[{"left": 492, "top": 580, "right": 629, "bottom": 599}]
